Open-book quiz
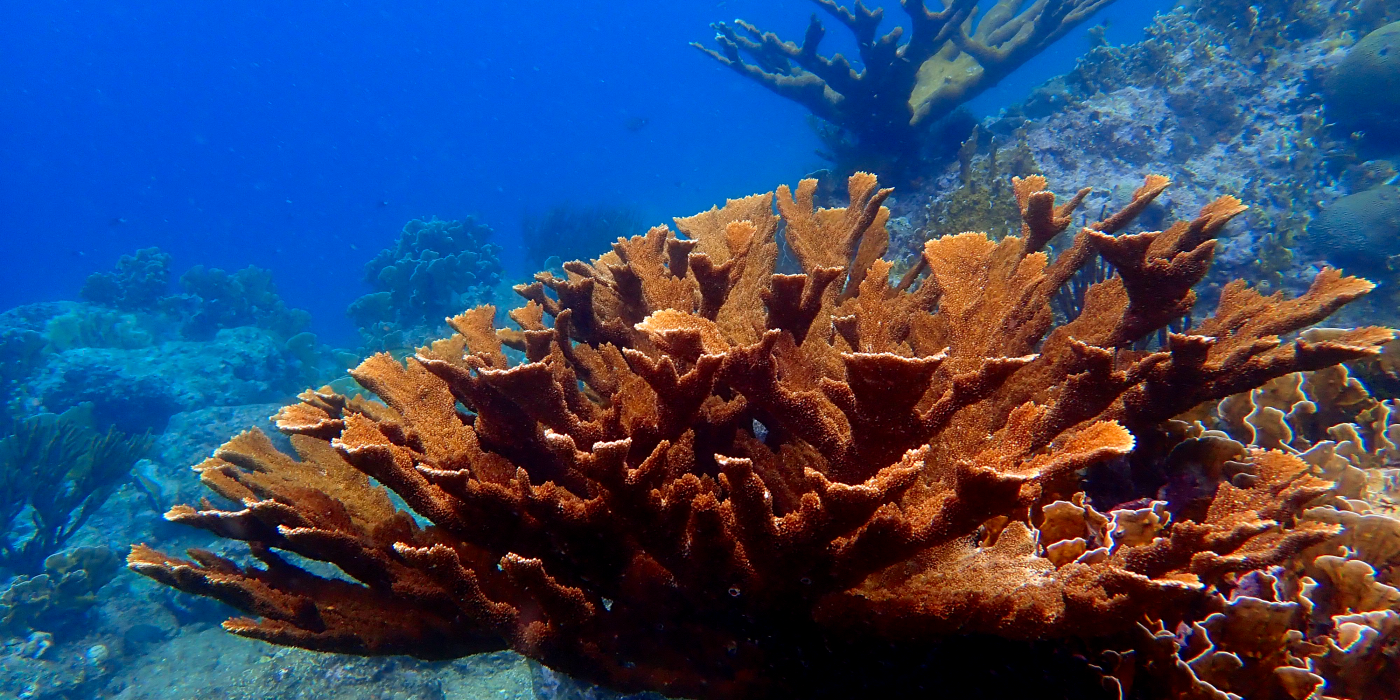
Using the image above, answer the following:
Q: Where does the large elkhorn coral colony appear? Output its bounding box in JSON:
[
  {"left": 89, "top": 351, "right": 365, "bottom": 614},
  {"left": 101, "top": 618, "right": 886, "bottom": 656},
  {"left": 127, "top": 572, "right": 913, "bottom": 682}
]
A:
[{"left": 131, "top": 173, "right": 1400, "bottom": 699}]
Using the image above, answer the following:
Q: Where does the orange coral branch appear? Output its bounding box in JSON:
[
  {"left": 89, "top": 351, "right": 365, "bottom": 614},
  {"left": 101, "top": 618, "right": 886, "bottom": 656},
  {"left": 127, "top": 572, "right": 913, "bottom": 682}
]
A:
[{"left": 131, "top": 173, "right": 1394, "bottom": 699}]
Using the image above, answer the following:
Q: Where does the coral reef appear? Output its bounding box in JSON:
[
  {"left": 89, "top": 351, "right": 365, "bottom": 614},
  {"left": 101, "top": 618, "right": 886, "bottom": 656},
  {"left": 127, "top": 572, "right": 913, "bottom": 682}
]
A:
[
  {"left": 79, "top": 248, "right": 172, "bottom": 313},
  {"left": 921, "top": 127, "right": 1039, "bottom": 243},
  {"left": 521, "top": 204, "right": 646, "bottom": 271},
  {"left": 695, "top": 0, "right": 1115, "bottom": 180},
  {"left": 3, "top": 258, "right": 346, "bottom": 432},
  {"left": 172, "top": 264, "right": 311, "bottom": 341},
  {"left": 130, "top": 172, "right": 1396, "bottom": 698},
  {"left": 1, "top": 405, "right": 151, "bottom": 574},
  {"left": 348, "top": 217, "right": 503, "bottom": 351},
  {"left": 895, "top": 0, "right": 1400, "bottom": 329},
  {"left": 1326, "top": 20, "right": 1400, "bottom": 150},
  {"left": 25, "top": 326, "right": 329, "bottom": 434},
  {"left": 80, "top": 249, "right": 310, "bottom": 342}
]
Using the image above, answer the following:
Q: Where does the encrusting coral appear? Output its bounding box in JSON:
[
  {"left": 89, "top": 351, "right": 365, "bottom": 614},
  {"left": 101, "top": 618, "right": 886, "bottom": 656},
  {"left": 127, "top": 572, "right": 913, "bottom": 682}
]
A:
[
  {"left": 695, "top": 0, "right": 1115, "bottom": 178},
  {"left": 130, "top": 172, "right": 1398, "bottom": 698}
]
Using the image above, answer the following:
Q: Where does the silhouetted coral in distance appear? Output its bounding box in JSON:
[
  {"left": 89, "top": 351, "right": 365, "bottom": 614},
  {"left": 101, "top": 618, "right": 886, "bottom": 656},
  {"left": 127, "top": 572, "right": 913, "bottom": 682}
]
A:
[
  {"left": 173, "top": 265, "right": 311, "bottom": 341},
  {"left": 695, "top": 0, "right": 1116, "bottom": 180}
]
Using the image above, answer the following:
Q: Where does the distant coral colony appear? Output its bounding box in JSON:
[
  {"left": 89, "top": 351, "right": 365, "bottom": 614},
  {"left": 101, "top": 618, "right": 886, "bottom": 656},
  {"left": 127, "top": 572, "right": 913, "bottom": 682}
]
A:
[
  {"left": 695, "top": 0, "right": 1117, "bottom": 180},
  {"left": 130, "top": 171, "right": 1399, "bottom": 699}
]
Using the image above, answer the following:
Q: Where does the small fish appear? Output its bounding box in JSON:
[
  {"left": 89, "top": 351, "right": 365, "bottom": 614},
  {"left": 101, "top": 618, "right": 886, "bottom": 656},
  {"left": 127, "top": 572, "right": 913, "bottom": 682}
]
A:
[
  {"left": 624, "top": 116, "right": 650, "bottom": 133},
  {"left": 377, "top": 200, "right": 389, "bottom": 207},
  {"left": 109, "top": 217, "right": 128, "bottom": 226}
]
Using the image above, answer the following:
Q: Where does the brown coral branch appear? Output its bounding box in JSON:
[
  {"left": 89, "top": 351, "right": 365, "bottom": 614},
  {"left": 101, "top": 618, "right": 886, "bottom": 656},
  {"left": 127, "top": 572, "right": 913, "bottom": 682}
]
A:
[{"left": 131, "top": 173, "right": 1394, "bottom": 699}]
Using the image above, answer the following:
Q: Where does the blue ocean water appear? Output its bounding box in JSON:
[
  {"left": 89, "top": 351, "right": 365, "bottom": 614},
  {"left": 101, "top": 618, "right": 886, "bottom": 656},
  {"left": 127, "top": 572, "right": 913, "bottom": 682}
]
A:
[
  {"left": 7, "top": 2, "right": 1400, "bottom": 698},
  {"left": 1, "top": 0, "right": 1170, "bottom": 345}
]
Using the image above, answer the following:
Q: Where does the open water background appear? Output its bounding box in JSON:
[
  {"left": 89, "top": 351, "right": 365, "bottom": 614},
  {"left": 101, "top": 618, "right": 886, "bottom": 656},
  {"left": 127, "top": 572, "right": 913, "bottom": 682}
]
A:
[{"left": 2, "top": 0, "right": 1171, "bottom": 345}]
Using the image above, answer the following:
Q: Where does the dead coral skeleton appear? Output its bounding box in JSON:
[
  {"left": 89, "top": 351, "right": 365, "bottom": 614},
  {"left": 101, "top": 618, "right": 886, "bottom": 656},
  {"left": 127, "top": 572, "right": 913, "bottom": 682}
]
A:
[{"left": 130, "top": 173, "right": 1397, "bottom": 699}]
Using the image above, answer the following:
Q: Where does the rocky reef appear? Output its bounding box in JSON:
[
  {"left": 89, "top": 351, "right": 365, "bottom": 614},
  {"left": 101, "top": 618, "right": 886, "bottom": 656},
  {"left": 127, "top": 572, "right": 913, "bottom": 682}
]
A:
[{"left": 129, "top": 171, "right": 1398, "bottom": 698}]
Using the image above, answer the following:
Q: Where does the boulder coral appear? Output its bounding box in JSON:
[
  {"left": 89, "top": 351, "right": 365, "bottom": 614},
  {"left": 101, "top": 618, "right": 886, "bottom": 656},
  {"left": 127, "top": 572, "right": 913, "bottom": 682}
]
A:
[
  {"left": 130, "top": 173, "right": 1398, "bottom": 698},
  {"left": 1305, "top": 186, "right": 1400, "bottom": 280},
  {"left": 1325, "top": 20, "right": 1400, "bottom": 146}
]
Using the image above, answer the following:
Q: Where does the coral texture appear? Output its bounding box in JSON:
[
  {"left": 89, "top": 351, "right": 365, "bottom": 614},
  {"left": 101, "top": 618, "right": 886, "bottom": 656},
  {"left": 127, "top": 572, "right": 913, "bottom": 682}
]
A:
[
  {"left": 130, "top": 174, "right": 1394, "bottom": 698},
  {"left": 1140, "top": 358, "right": 1400, "bottom": 699},
  {"left": 694, "top": 0, "right": 1114, "bottom": 177},
  {"left": 348, "top": 217, "right": 503, "bottom": 351}
]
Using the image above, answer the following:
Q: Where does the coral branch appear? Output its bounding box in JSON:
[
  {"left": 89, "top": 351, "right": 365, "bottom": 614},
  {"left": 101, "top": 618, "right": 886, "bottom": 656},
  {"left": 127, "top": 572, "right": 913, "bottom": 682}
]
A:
[{"left": 132, "top": 173, "right": 1394, "bottom": 699}]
